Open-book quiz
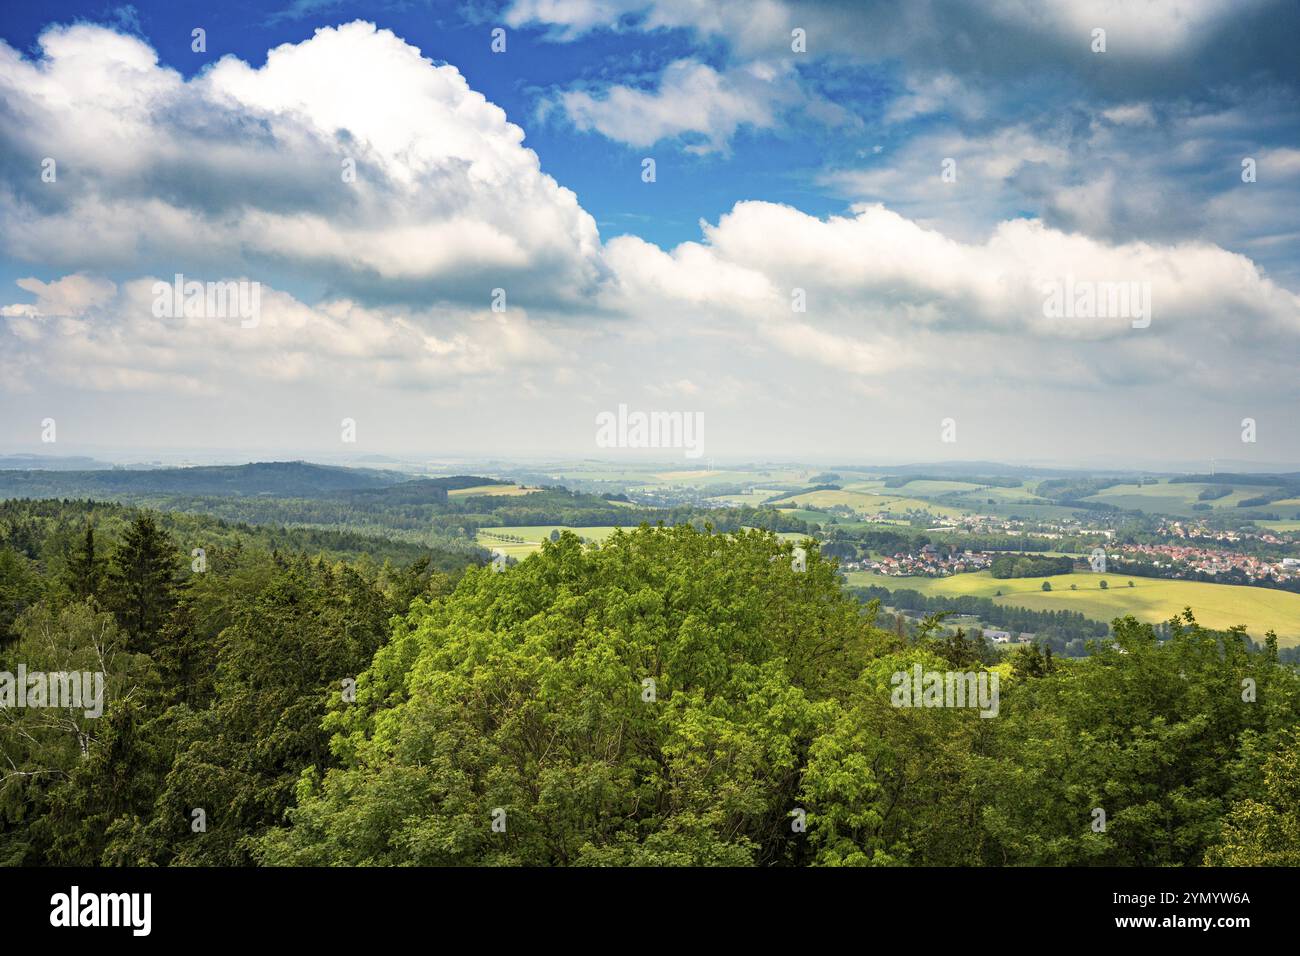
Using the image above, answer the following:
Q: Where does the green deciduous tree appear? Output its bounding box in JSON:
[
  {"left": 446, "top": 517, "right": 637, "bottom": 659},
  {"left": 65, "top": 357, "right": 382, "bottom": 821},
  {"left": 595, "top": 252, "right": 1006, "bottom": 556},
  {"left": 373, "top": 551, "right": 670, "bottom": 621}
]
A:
[{"left": 259, "top": 527, "right": 875, "bottom": 866}]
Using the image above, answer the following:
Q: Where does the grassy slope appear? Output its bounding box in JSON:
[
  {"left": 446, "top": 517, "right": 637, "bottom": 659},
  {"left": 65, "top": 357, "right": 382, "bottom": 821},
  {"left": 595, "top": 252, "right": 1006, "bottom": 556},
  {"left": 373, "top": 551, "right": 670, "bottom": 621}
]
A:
[
  {"left": 447, "top": 484, "right": 536, "bottom": 498},
  {"left": 1083, "top": 480, "right": 1300, "bottom": 517}
]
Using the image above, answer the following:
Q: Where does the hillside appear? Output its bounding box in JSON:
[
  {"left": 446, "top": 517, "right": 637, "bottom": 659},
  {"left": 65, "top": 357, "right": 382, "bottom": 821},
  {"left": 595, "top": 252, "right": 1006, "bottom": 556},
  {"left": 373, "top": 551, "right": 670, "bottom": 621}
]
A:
[{"left": 0, "top": 460, "right": 407, "bottom": 498}]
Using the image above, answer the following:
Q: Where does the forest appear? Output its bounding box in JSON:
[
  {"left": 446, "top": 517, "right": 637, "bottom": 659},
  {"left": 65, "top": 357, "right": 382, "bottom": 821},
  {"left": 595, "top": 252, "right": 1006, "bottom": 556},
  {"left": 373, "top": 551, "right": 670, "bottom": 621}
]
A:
[
  {"left": 989, "top": 554, "right": 1076, "bottom": 579},
  {"left": 2, "top": 499, "right": 1298, "bottom": 866}
]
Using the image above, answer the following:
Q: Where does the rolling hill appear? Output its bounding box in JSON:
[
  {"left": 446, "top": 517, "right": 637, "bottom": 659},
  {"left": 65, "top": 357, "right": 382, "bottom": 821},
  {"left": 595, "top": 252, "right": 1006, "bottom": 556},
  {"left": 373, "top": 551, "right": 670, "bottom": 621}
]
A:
[{"left": 0, "top": 460, "right": 408, "bottom": 498}]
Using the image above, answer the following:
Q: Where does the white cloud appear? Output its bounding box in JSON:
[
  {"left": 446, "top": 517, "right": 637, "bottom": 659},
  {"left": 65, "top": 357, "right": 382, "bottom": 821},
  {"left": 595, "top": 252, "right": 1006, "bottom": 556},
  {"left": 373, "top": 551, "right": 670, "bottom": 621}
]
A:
[
  {"left": 506, "top": 0, "right": 1278, "bottom": 66},
  {"left": 505, "top": 0, "right": 792, "bottom": 51},
  {"left": 555, "top": 59, "right": 820, "bottom": 153},
  {"left": 1101, "top": 103, "right": 1157, "bottom": 126},
  {"left": 884, "top": 72, "right": 986, "bottom": 124},
  {"left": 602, "top": 200, "right": 1300, "bottom": 389},
  {"left": 1, "top": 273, "right": 566, "bottom": 396},
  {"left": 820, "top": 124, "right": 1070, "bottom": 240},
  {"left": 0, "top": 21, "right": 604, "bottom": 306},
  {"left": 987, "top": 0, "right": 1269, "bottom": 56},
  {"left": 2, "top": 18, "right": 1298, "bottom": 462}
]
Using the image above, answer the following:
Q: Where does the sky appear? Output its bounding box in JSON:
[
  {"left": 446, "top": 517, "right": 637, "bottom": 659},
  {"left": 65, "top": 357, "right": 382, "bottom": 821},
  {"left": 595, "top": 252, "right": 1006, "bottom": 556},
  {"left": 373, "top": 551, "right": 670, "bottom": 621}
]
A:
[{"left": 1, "top": 0, "right": 1298, "bottom": 468}]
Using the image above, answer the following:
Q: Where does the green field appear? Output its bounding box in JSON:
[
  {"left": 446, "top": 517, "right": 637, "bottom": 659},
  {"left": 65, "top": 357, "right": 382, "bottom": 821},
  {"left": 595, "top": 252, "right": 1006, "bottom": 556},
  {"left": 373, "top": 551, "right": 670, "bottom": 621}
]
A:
[
  {"left": 1260, "top": 520, "right": 1300, "bottom": 532},
  {"left": 478, "top": 524, "right": 814, "bottom": 559},
  {"left": 881, "top": 479, "right": 984, "bottom": 495},
  {"left": 476, "top": 525, "right": 624, "bottom": 558},
  {"left": 780, "top": 488, "right": 965, "bottom": 519},
  {"left": 948, "top": 483, "right": 1049, "bottom": 505},
  {"left": 774, "top": 531, "right": 815, "bottom": 543},
  {"left": 447, "top": 483, "right": 536, "bottom": 498},
  {"left": 706, "top": 489, "right": 786, "bottom": 506},
  {"left": 844, "top": 569, "right": 1300, "bottom": 644},
  {"left": 1082, "top": 480, "right": 1300, "bottom": 517}
]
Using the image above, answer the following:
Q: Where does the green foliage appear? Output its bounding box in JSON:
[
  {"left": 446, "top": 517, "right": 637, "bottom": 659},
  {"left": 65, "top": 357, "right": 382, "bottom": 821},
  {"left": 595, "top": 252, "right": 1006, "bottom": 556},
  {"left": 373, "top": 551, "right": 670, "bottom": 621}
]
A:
[
  {"left": 0, "top": 498, "right": 468, "bottom": 866},
  {"left": 3, "top": 498, "right": 1298, "bottom": 868},
  {"left": 990, "top": 554, "right": 1073, "bottom": 579},
  {"left": 259, "top": 527, "right": 871, "bottom": 866},
  {"left": 1205, "top": 727, "right": 1300, "bottom": 865},
  {"left": 62, "top": 525, "right": 106, "bottom": 603},
  {"left": 0, "top": 547, "right": 41, "bottom": 647},
  {"left": 981, "top": 615, "right": 1300, "bottom": 865},
  {"left": 106, "top": 514, "right": 183, "bottom": 654},
  {"left": 800, "top": 647, "right": 996, "bottom": 865},
  {"left": 0, "top": 601, "right": 156, "bottom": 864}
]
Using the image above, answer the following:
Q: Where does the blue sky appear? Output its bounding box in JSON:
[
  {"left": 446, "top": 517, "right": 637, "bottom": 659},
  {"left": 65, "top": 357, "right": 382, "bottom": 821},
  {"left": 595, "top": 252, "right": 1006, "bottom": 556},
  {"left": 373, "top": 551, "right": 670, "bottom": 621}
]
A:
[
  {"left": 1, "top": 1, "right": 1298, "bottom": 465},
  {"left": 0, "top": 0, "right": 874, "bottom": 252}
]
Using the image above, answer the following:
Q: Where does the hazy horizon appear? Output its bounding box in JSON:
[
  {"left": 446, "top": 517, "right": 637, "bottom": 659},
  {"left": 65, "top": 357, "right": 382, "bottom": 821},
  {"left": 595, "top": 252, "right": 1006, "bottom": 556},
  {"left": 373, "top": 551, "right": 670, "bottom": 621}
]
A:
[{"left": 5, "top": 448, "right": 1300, "bottom": 477}]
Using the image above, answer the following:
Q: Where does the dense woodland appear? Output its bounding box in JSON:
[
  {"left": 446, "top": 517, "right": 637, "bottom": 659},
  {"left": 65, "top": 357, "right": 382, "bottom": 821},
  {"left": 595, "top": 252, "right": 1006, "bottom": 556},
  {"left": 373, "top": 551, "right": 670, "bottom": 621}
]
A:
[
  {"left": 2, "top": 498, "right": 1298, "bottom": 866},
  {"left": 0, "top": 465, "right": 817, "bottom": 546}
]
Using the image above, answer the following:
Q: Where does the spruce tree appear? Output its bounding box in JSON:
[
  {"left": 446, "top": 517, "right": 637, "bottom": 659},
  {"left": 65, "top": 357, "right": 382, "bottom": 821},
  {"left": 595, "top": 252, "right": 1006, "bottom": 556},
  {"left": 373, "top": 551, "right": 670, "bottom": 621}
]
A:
[
  {"left": 64, "top": 524, "right": 105, "bottom": 602},
  {"left": 107, "top": 514, "right": 181, "bottom": 653}
]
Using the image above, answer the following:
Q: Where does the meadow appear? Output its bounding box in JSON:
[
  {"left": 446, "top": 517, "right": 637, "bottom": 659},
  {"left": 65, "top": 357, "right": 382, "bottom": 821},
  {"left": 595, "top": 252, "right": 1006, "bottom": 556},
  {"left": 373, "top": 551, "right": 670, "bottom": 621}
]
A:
[
  {"left": 476, "top": 524, "right": 624, "bottom": 558},
  {"left": 777, "top": 488, "right": 966, "bottom": 519},
  {"left": 447, "top": 483, "right": 537, "bottom": 497},
  {"left": 844, "top": 569, "right": 1300, "bottom": 644},
  {"left": 1081, "top": 479, "right": 1300, "bottom": 518}
]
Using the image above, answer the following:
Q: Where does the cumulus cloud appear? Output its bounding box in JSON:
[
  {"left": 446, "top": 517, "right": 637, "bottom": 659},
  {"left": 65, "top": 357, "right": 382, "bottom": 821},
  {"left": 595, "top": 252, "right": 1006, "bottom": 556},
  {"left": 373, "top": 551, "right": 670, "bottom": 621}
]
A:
[
  {"left": 2, "top": 17, "right": 1298, "bottom": 462},
  {"left": 548, "top": 51, "right": 859, "bottom": 153},
  {"left": 601, "top": 200, "right": 1300, "bottom": 391},
  {"left": 1, "top": 273, "right": 566, "bottom": 396},
  {"left": 818, "top": 91, "right": 1300, "bottom": 282},
  {"left": 0, "top": 21, "right": 605, "bottom": 308},
  {"left": 555, "top": 59, "right": 782, "bottom": 153}
]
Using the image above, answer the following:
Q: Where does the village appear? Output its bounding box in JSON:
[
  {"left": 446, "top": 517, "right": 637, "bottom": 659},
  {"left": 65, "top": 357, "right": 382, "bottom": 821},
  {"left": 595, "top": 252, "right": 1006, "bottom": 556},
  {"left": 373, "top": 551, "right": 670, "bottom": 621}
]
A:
[
  {"left": 1114, "top": 543, "right": 1300, "bottom": 585},
  {"left": 839, "top": 545, "right": 997, "bottom": 577}
]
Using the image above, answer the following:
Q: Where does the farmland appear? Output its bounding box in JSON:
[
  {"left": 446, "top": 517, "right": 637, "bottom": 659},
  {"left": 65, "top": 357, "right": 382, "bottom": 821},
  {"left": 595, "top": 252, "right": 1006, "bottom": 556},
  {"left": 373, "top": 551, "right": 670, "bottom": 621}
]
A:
[
  {"left": 773, "top": 488, "right": 966, "bottom": 519},
  {"left": 844, "top": 569, "right": 1300, "bottom": 644},
  {"left": 1081, "top": 479, "right": 1300, "bottom": 518},
  {"left": 476, "top": 524, "right": 624, "bottom": 558},
  {"left": 447, "top": 483, "right": 536, "bottom": 498}
]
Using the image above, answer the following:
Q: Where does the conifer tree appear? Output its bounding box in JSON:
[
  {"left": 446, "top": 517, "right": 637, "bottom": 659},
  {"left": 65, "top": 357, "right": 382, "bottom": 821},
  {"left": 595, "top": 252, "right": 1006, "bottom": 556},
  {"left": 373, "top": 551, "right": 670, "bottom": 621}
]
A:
[
  {"left": 64, "top": 524, "right": 105, "bottom": 602},
  {"left": 107, "top": 514, "right": 181, "bottom": 653}
]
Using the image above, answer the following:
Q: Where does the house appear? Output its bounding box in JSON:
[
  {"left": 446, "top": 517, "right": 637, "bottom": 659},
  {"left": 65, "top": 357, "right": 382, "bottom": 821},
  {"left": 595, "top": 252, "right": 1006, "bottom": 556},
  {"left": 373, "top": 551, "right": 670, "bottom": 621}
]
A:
[{"left": 983, "top": 629, "right": 1012, "bottom": 643}]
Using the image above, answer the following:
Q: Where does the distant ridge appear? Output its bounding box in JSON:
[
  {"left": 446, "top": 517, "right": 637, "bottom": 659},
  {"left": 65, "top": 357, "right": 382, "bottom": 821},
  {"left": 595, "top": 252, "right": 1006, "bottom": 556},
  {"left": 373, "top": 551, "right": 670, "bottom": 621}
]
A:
[
  {"left": 0, "top": 460, "right": 409, "bottom": 498},
  {"left": 0, "top": 454, "right": 115, "bottom": 471}
]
